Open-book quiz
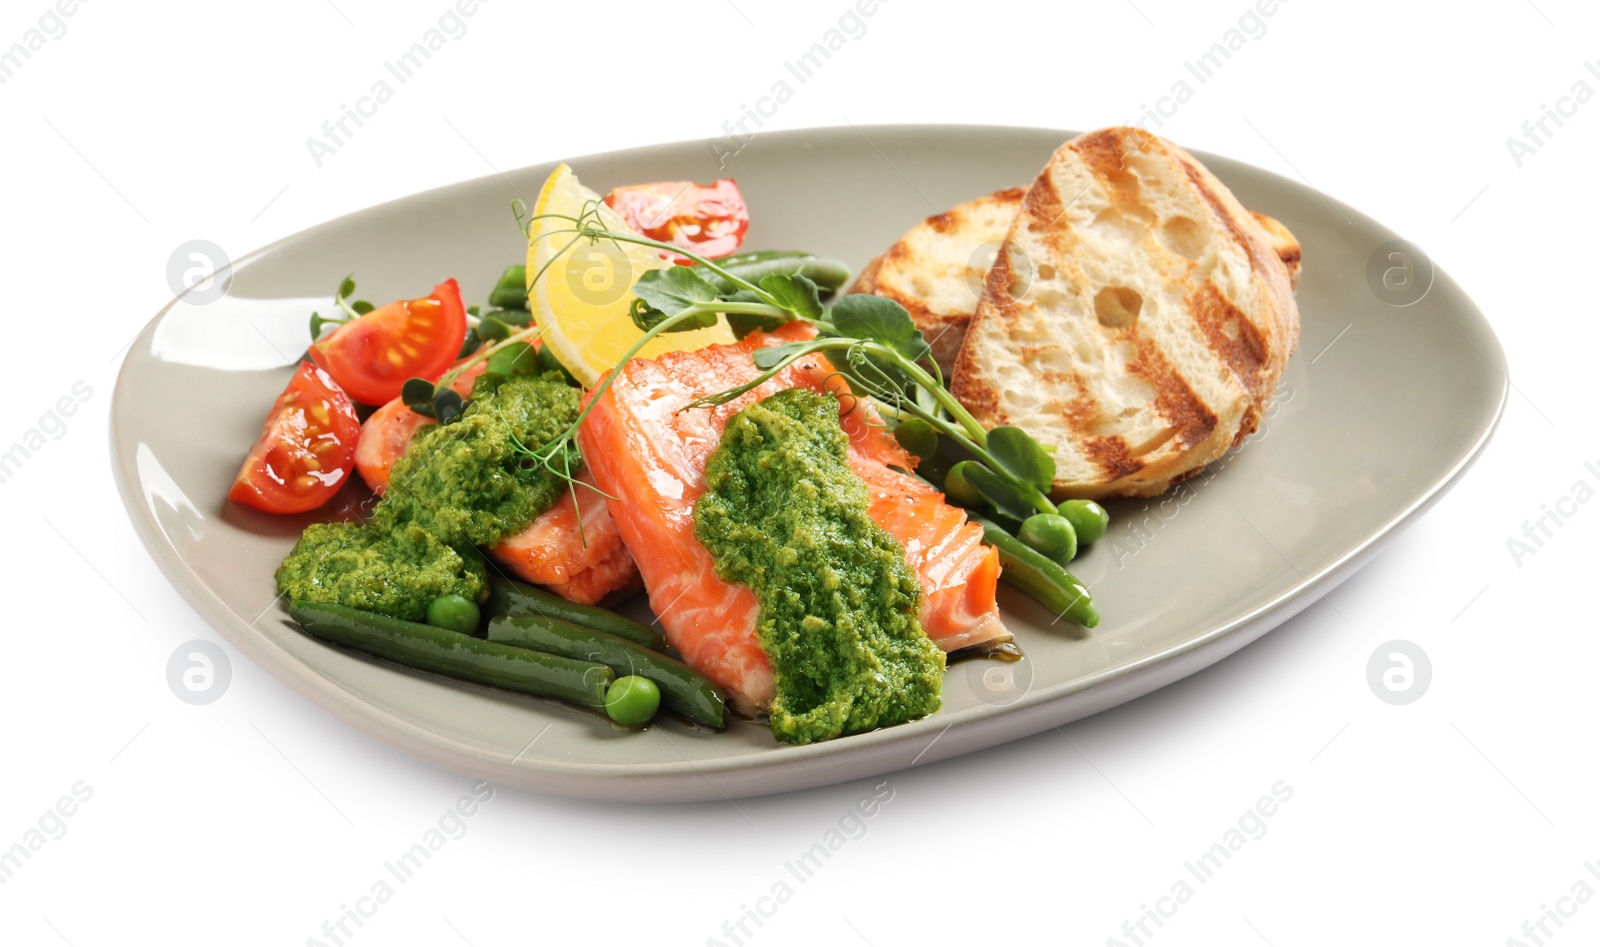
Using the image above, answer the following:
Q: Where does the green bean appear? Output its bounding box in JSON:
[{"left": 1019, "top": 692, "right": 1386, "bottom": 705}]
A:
[
  {"left": 706, "top": 252, "right": 852, "bottom": 295},
  {"left": 485, "top": 575, "right": 667, "bottom": 652},
  {"left": 484, "top": 307, "right": 532, "bottom": 328},
  {"left": 488, "top": 265, "right": 529, "bottom": 310},
  {"left": 969, "top": 514, "right": 1100, "bottom": 628},
  {"left": 289, "top": 601, "right": 612, "bottom": 709},
  {"left": 487, "top": 615, "right": 725, "bottom": 729}
]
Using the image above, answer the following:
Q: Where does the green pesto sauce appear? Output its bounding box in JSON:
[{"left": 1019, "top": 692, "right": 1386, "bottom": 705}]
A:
[
  {"left": 694, "top": 388, "right": 944, "bottom": 745},
  {"left": 379, "top": 372, "right": 580, "bottom": 548},
  {"left": 273, "top": 520, "right": 488, "bottom": 620},
  {"left": 276, "top": 372, "right": 580, "bottom": 621}
]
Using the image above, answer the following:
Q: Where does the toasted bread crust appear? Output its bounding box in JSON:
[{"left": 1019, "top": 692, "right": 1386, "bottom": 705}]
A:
[
  {"left": 1251, "top": 211, "right": 1301, "bottom": 289},
  {"left": 949, "top": 127, "right": 1300, "bottom": 499}
]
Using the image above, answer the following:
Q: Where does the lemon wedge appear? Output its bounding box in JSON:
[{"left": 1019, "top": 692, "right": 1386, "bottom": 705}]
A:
[{"left": 526, "top": 164, "right": 735, "bottom": 387}]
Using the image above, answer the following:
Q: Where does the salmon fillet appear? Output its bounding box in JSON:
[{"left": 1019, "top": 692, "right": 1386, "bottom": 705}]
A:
[
  {"left": 577, "top": 323, "right": 1010, "bottom": 714},
  {"left": 352, "top": 362, "right": 639, "bottom": 605},
  {"left": 488, "top": 470, "right": 641, "bottom": 605}
]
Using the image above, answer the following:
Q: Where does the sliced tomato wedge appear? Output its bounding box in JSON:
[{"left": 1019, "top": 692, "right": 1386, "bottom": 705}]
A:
[
  {"left": 308, "top": 279, "right": 468, "bottom": 406},
  {"left": 603, "top": 179, "right": 749, "bottom": 263},
  {"left": 229, "top": 363, "right": 361, "bottom": 514}
]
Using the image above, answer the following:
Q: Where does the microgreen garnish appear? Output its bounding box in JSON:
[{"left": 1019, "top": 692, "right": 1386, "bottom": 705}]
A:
[
  {"left": 491, "top": 205, "right": 1064, "bottom": 521},
  {"left": 308, "top": 274, "right": 375, "bottom": 341},
  {"left": 387, "top": 199, "right": 1060, "bottom": 527}
]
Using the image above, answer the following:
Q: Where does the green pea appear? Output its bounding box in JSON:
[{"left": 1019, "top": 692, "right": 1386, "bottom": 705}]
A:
[
  {"left": 605, "top": 675, "right": 662, "bottom": 727},
  {"left": 425, "top": 594, "right": 481, "bottom": 635},
  {"left": 1056, "top": 499, "right": 1110, "bottom": 545},
  {"left": 944, "top": 461, "right": 985, "bottom": 508},
  {"left": 1019, "top": 513, "right": 1078, "bottom": 564}
]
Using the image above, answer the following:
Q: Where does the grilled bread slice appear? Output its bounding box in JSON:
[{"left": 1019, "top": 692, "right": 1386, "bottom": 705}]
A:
[
  {"left": 949, "top": 126, "right": 1300, "bottom": 499},
  {"left": 848, "top": 188, "right": 1026, "bottom": 375},
  {"left": 850, "top": 189, "right": 1300, "bottom": 378}
]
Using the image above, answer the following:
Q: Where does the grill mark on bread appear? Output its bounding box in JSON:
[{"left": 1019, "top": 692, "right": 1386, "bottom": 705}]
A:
[
  {"left": 1127, "top": 335, "right": 1217, "bottom": 450},
  {"left": 953, "top": 350, "right": 1004, "bottom": 422},
  {"left": 1191, "top": 282, "right": 1269, "bottom": 393},
  {"left": 1065, "top": 377, "right": 1134, "bottom": 478},
  {"left": 925, "top": 210, "right": 957, "bottom": 232},
  {"left": 1084, "top": 435, "right": 1145, "bottom": 480},
  {"left": 987, "top": 248, "right": 1021, "bottom": 308},
  {"left": 1179, "top": 158, "right": 1253, "bottom": 256},
  {"left": 1023, "top": 171, "right": 1066, "bottom": 235},
  {"left": 1181, "top": 157, "right": 1287, "bottom": 290},
  {"left": 1074, "top": 129, "right": 1145, "bottom": 209}
]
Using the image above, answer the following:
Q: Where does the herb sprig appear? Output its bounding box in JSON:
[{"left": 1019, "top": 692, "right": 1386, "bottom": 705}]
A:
[{"left": 308, "top": 275, "right": 375, "bottom": 341}]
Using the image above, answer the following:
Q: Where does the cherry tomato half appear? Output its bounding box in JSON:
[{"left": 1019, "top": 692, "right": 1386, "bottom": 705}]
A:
[
  {"left": 603, "top": 179, "right": 749, "bottom": 263},
  {"left": 229, "top": 362, "right": 361, "bottom": 514},
  {"left": 309, "top": 279, "right": 468, "bottom": 406}
]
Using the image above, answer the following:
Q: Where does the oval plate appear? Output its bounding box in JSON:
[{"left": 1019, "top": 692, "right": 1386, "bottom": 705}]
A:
[{"left": 112, "top": 125, "right": 1505, "bottom": 802}]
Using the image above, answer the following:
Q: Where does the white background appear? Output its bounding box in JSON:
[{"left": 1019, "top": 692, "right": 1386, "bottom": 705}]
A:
[{"left": 2, "top": 1, "right": 1596, "bottom": 944}]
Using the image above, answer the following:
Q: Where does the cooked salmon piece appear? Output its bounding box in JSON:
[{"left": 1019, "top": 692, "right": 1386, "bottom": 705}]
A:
[
  {"left": 488, "top": 469, "right": 641, "bottom": 605},
  {"left": 542, "top": 543, "right": 642, "bottom": 606},
  {"left": 352, "top": 361, "right": 638, "bottom": 604},
  {"left": 577, "top": 322, "right": 1010, "bottom": 714}
]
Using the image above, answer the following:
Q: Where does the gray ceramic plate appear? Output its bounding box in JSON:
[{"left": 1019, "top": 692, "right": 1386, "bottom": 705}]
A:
[{"left": 112, "top": 125, "right": 1505, "bottom": 802}]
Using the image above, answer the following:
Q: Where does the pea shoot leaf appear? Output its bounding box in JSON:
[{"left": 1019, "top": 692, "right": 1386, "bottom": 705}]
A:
[
  {"left": 433, "top": 388, "right": 464, "bottom": 425},
  {"left": 401, "top": 377, "right": 437, "bottom": 407},
  {"left": 631, "top": 265, "right": 720, "bottom": 330},
  {"left": 719, "top": 289, "right": 787, "bottom": 338},
  {"left": 963, "top": 461, "right": 1037, "bottom": 521},
  {"left": 759, "top": 273, "right": 823, "bottom": 321},
  {"left": 986, "top": 426, "right": 1056, "bottom": 492},
  {"left": 829, "top": 293, "right": 931, "bottom": 363},
  {"left": 727, "top": 311, "right": 790, "bottom": 338}
]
